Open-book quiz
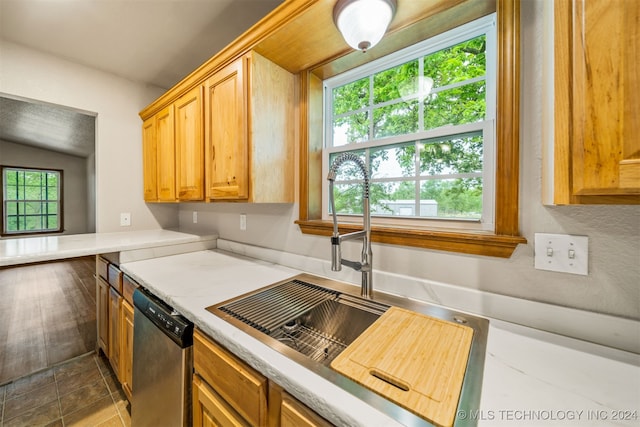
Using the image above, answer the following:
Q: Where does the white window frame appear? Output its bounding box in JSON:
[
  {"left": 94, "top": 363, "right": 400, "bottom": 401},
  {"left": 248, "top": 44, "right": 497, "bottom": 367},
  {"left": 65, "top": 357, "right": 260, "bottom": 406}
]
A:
[{"left": 322, "top": 14, "right": 497, "bottom": 232}]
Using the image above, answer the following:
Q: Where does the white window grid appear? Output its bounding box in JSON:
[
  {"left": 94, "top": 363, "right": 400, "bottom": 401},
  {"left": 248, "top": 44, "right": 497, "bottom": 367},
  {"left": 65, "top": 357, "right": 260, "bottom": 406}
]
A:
[
  {"left": 322, "top": 14, "right": 497, "bottom": 231},
  {"left": 2, "top": 167, "right": 61, "bottom": 234}
]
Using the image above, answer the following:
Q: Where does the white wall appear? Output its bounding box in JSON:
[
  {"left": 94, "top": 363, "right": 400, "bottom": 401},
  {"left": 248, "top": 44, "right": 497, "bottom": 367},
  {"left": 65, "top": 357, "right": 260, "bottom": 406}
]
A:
[
  {"left": 86, "top": 152, "right": 96, "bottom": 232},
  {"left": 0, "top": 139, "right": 91, "bottom": 235},
  {"left": 177, "top": 0, "right": 640, "bottom": 321},
  {"left": 0, "top": 40, "right": 178, "bottom": 232}
]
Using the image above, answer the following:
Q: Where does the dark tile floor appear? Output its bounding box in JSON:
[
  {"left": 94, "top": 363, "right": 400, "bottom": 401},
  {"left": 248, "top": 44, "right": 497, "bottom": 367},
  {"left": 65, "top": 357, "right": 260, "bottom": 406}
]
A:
[{"left": 0, "top": 352, "right": 130, "bottom": 427}]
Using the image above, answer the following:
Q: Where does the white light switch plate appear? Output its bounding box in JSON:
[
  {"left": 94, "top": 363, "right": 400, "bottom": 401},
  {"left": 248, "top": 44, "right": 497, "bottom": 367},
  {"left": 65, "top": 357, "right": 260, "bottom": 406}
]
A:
[{"left": 534, "top": 233, "right": 588, "bottom": 275}]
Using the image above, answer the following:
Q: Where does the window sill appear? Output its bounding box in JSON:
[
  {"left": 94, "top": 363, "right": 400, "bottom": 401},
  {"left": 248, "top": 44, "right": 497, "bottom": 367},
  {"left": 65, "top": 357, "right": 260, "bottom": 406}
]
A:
[
  {"left": 295, "top": 220, "right": 526, "bottom": 258},
  {"left": 1, "top": 230, "right": 64, "bottom": 238}
]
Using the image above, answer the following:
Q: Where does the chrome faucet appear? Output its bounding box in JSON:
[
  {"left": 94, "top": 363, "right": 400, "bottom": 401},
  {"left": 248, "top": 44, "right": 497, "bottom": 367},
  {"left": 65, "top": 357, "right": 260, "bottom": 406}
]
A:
[{"left": 327, "top": 153, "right": 373, "bottom": 299}]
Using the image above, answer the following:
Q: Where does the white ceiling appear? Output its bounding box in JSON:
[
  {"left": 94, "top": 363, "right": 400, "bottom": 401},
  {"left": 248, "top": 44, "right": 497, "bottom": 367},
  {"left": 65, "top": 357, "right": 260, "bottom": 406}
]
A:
[
  {"left": 0, "top": 0, "right": 283, "bottom": 157},
  {"left": 0, "top": 96, "right": 96, "bottom": 158}
]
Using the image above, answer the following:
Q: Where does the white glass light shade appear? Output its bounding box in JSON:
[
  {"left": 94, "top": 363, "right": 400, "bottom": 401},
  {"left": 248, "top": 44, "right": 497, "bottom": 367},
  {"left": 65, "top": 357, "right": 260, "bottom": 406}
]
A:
[{"left": 333, "top": 0, "right": 397, "bottom": 52}]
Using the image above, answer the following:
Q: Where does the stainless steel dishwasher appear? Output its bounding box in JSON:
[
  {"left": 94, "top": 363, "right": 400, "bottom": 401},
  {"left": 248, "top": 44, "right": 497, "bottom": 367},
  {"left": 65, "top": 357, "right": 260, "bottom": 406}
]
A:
[{"left": 131, "top": 287, "right": 193, "bottom": 427}]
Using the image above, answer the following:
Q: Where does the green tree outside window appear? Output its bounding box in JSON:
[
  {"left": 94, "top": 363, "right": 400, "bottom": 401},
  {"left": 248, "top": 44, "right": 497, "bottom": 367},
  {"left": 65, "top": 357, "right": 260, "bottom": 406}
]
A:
[
  {"left": 327, "top": 28, "right": 491, "bottom": 221},
  {"left": 2, "top": 167, "right": 62, "bottom": 235}
]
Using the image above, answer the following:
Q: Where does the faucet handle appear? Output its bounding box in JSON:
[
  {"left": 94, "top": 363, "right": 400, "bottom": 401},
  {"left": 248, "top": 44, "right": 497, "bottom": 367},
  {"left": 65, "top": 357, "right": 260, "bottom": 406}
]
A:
[{"left": 331, "top": 236, "right": 342, "bottom": 271}]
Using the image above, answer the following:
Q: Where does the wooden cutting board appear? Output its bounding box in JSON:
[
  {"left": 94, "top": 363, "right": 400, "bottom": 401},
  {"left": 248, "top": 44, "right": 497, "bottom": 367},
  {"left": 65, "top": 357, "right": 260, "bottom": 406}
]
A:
[{"left": 330, "top": 306, "right": 473, "bottom": 427}]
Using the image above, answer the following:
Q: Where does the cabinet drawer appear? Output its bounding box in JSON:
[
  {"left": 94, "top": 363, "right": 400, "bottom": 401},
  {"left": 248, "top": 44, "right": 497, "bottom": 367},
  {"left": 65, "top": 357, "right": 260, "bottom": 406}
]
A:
[
  {"left": 193, "top": 374, "right": 251, "bottom": 427},
  {"left": 107, "top": 264, "right": 123, "bottom": 293},
  {"left": 122, "top": 274, "right": 138, "bottom": 306},
  {"left": 194, "top": 330, "right": 267, "bottom": 427},
  {"left": 97, "top": 257, "right": 109, "bottom": 281},
  {"left": 281, "top": 392, "right": 332, "bottom": 427}
]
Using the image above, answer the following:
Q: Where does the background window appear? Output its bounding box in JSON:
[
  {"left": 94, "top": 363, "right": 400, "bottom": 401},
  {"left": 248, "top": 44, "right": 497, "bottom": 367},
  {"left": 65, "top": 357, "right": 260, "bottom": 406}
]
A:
[
  {"left": 324, "top": 15, "right": 496, "bottom": 231},
  {"left": 2, "top": 166, "right": 63, "bottom": 235}
]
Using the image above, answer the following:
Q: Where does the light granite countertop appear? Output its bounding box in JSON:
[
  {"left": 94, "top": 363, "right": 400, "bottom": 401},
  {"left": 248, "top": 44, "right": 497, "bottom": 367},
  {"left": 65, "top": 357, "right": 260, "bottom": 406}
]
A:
[
  {"left": 121, "top": 249, "right": 640, "bottom": 427},
  {"left": 0, "top": 229, "right": 217, "bottom": 267}
]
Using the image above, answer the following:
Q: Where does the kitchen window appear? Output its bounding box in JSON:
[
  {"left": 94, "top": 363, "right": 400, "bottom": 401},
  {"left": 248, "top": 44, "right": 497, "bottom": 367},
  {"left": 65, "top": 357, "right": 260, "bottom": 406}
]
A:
[
  {"left": 296, "top": 0, "right": 525, "bottom": 258},
  {"left": 323, "top": 15, "right": 496, "bottom": 232},
  {"left": 1, "top": 166, "right": 63, "bottom": 235}
]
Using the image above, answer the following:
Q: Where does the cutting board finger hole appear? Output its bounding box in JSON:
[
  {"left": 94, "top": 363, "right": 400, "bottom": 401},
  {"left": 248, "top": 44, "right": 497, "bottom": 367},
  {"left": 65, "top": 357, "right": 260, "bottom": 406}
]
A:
[{"left": 369, "top": 369, "right": 410, "bottom": 392}]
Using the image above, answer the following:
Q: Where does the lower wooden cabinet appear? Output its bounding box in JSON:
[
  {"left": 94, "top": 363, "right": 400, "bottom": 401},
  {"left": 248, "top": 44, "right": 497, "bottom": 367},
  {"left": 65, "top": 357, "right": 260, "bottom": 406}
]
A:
[
  {"left": 193, "top": 330, "right": 268, "bottom": 426},
  {"left": 108, "top": 287, "right": 121, "bottom": 376},
  {"left": 193, "top": 374, "right": 251, "bottom": 427},
  {"left": 193, "top": 329, "right": 332, "bottom": 427},
  {"left": 120, "top": 299, "right": 134, "bottom": 400},
  {"left": 280, "top": 392, "right": 332, "bottom": 427},
  {"left": 96, "top": 277, "right": 109, "bottom": 354},
  {"left": 95, "top": 255, "right": 136, "bottom": 402}
]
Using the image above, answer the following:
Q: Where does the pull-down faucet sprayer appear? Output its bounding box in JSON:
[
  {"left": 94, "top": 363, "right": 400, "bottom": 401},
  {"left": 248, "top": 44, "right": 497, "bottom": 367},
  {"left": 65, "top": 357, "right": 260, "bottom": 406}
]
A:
[{"left": 327, "top": 153, "right": 373, "bottom": 299}]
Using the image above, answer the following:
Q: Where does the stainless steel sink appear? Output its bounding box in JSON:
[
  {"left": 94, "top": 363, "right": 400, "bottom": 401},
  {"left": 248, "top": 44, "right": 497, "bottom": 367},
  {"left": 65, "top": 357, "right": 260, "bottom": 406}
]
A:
[
  {"left": 214, "top": 278, "right": 388, "bottom": 365},
  {"left": 207, "top": 273, "right": 489, "bottom": 427}
]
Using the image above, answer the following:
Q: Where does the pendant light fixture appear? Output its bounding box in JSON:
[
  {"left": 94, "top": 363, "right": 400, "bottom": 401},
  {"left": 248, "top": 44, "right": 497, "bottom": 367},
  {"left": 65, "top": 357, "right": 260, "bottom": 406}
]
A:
[{"left": 333, "top": 0, "right": 397, "bottom": 52}]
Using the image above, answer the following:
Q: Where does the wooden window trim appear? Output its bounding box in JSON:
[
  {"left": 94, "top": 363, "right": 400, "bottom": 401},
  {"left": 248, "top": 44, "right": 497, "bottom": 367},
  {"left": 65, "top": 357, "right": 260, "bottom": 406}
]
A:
[{"left": 295, "top": 0, "right": 525, "bottom": 258}]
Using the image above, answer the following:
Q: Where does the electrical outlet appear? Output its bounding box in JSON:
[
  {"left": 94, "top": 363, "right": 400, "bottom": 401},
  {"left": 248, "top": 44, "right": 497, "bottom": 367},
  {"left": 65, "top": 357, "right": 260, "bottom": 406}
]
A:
[
  {"left": 120, "top": 213, "right": 131, "bottom": 227},
  {"left": 534, "top": 233, "right": 588, "bottom": 275},
  {"left": 193, "top": 211, "right": 198, "bottom": 224},
  {"left": 240, "top": 214, "right": 247, "bottom": 231}
]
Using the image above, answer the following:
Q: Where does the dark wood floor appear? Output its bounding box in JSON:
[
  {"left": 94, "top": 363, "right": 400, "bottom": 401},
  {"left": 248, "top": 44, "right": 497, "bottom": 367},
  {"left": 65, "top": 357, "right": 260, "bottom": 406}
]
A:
[{"left": 0, "top": 256, "right": 96, "bottom": 385}]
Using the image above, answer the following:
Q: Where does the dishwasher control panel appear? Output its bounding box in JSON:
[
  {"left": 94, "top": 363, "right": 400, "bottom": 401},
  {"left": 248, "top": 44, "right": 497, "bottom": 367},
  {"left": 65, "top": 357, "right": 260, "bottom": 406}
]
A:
[{"left": 133, "top": 287, "right": 193, "bottom": 348}]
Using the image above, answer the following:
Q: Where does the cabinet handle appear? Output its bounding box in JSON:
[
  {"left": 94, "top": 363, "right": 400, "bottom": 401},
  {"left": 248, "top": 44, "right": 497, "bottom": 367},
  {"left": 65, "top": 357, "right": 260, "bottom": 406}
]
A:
[{"left": 211, "top": 146, "right": 215, "bottom": 161}]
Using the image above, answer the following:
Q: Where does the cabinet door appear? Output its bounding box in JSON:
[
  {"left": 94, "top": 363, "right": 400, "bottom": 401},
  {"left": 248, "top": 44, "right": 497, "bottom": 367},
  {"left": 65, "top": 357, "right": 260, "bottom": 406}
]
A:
[
  {"left": 96, "top": 278, "right": 109, "bottom": 354},
  {"left": 108, "top": 287, "right": 121, "bottom": 377},
  {"left": 193, "top": 374, "right": 250, "bottom": 427},
  {"left": 156, "top": 104, "right": 177, "bottom": 201},
  {"left": 176, "top": 86, "right": 205, "bottom": 201},
  {"left": 142, "top": 116, "right": 158, "bottom": 202},
  {"left": 193, "top": 330, "right": 267, "bottom": 426},
  {"left": 120, "top": 299, "right": 134, "bottom": 401},
  {"left": 281, "top": 392, "right": 332, "bottom": 427},
  {"left": 205, "top": 56, "right": 249, "bottom": 201},
  {"left": 554, "top": 0, "right": 640, "bottom": 203}
]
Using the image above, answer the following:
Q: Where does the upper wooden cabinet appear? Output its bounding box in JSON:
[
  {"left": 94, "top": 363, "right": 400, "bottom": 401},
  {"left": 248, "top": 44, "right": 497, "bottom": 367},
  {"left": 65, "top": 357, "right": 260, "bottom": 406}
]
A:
[
  {"left": 204, "top": 57, "right": 248, "bottom": 200},
  {"left": 142, "top": 117, "right": 157, "bottom": 202},
  {"left": 143, "top": 88, "right": 205, "bottom": 202},
  {"left": 552, "top": 0, "right": 640, "bottom": 204},
  {"left": 142, "top": 51, "right": 293, "bottom": 204},
  {"left": 204, "top": 51, "right": 294, "bottom": 202},
  {"left": 155, "top": 104, "right": 176, "bottom": 201},
  {"left": 176, "top": 86, "right": 205, "bottom": 201}
]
